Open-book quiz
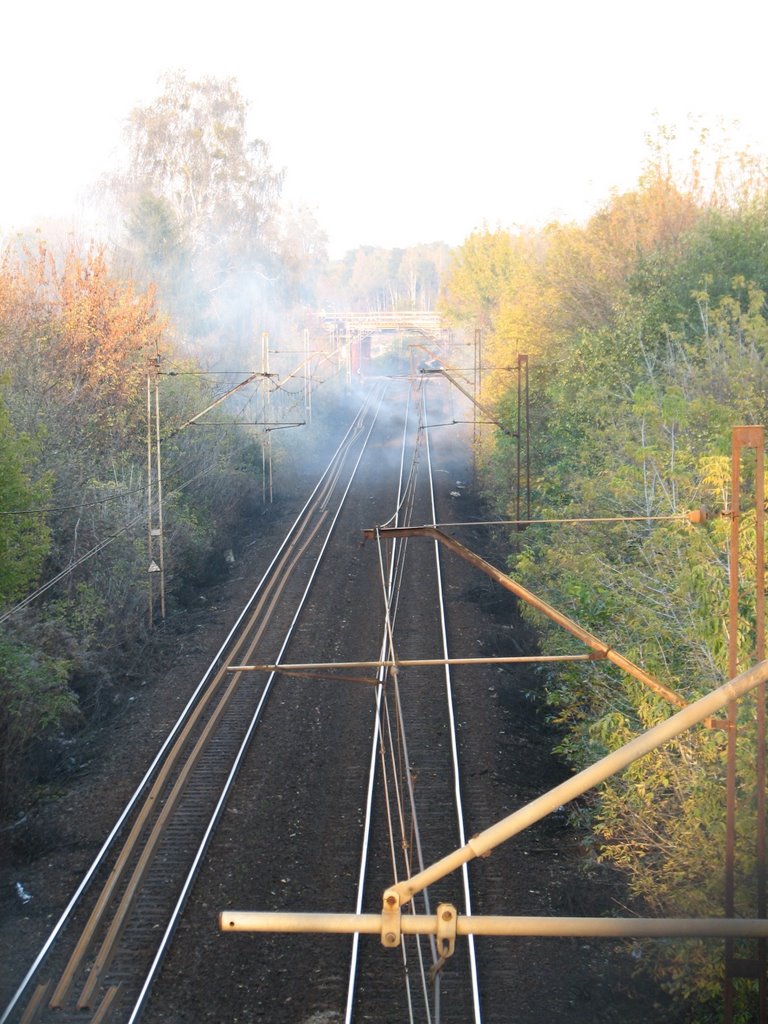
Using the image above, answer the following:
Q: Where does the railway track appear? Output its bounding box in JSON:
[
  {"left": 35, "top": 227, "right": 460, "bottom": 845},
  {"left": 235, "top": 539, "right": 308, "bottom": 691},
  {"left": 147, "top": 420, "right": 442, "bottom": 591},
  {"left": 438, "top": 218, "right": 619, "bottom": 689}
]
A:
[
  {"left": 347, "top": 379, "right": 482, "bottom": 1022},
  {"left": 141, "top": 371, "right": 487, "bottom": 1023},
  {"left": 173, "top": 372, "right": 484, "bottom": 1023},
  {"left": 4, "top": 371, "right": 659, "bottom": 1023}
]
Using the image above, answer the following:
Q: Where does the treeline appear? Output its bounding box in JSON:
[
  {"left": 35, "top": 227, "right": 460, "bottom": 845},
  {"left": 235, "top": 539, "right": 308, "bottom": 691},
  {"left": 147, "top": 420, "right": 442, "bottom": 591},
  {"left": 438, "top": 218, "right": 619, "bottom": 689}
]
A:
[
  {"left": 102, "top": 70, "right": 448, "bottom": 340},
  {"left": 0, "top": 242, "right": 273, "bottom": 811},
  {"left": 0, "top": 72, "right": 333, "bottom": 816},
  {"left": 440, "top": 151, "right": 768, "bottom": 1017},
  {"left": 318, "top": 243, "right": 451, "bottom": 313}
]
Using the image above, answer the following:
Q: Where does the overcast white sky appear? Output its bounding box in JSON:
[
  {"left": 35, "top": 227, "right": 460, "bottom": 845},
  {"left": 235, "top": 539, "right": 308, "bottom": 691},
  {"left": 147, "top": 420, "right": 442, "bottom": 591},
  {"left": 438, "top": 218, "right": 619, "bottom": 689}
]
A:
[{"left": 3, "top": 0, "right": 768, "bottom": 257}]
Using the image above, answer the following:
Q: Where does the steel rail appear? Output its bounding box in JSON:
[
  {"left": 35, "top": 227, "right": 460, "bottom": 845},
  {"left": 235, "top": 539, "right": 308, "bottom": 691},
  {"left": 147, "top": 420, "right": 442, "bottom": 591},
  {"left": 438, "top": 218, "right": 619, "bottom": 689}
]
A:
[
  {"left": 378, "top": 391, "right": 434, "bottom": 1023},
  {"left": 76, "top": 499, "right": 336, "bottom": 1011},
  {"left": 120, "top": 383, "right": 387, "bottom": 1019},
  {"left": 49, "top": 400, "right": 373, "bottom": 1011},
  {"left": 345, "top": 378, "right": 435, "bottom": 1024},
  {"left": 422, "top": 385, "right": 482, "bottom": 1023},
  {"left": 390, "top": 391, "right": 443, "bottom": 1019},
  {"left": 343, "top": 382, "right": 407, "bottom": 1024},
  {"left": 346, "top": 375, "right": 481, "bottom": 1022},
  {"left": 344, "top": 675, "right": 386, "bottom": 1024},
  {"left": 219, "top": 375, "right": 493, "bottom": 1019},
  {"left": 2, "top": 406, "right": 373, "bottom": 1023},
  {"left": 125, "top": 515, "right": 329, "bottom": 1022},
  {"left": 3, "top": 385, "right": 387, "bottom": 1024}
]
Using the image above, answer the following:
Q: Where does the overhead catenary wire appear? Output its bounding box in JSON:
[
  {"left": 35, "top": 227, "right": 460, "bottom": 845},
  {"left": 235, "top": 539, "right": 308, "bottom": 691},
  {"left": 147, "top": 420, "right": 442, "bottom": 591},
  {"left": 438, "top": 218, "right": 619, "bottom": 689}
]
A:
[
  {"left": 378, "top": 403, "right": 432, "bottom": 1020},
  {"left": 0, "top": 458, "right": 225, "bottom": 625},
  {"left": 21, "top": 341, "right": 330, "bottom": 520},
  {"left": 159, "top": 369, "right": 264, "bottom": 376}
]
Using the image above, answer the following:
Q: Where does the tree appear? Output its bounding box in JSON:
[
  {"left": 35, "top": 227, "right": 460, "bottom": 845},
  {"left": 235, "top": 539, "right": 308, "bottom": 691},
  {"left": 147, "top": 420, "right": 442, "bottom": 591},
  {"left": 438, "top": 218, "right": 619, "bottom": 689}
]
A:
[
  {"left": 439, "top": 141, "right": 768, "bottom": 1017},
  {"left": 439, "top": 228, "right": 517, "bottom": 332},
  {"left": 0, "top": 242, "right": 166, "bottom": 453},
  {"left": 267, "top": 203, "right": 329, "bottom": 307},
  {"left": 398, "top": 244, "right": 450, "bottom": 310},
  {"left": 116, "top": 72, "right": 283, "bottom": 259},
  {"left": 104, "top": 73, "right": 285, "bottom": 345},
  {"left": 0, "top": 380, "right": 51, "bottom": 608}
]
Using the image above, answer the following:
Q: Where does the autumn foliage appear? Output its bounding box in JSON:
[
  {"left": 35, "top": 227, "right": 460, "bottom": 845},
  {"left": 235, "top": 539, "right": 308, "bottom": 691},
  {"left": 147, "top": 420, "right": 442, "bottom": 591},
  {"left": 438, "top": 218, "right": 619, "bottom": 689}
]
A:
[
  {"left": 0, "top": 243, "right": 164, "bottom": 402},
  {"left": 441, "top": 151, "right": 768, "bottom": 1018},
  {"left": 0, "top": 241, "right": 260, "bottom": 811}
]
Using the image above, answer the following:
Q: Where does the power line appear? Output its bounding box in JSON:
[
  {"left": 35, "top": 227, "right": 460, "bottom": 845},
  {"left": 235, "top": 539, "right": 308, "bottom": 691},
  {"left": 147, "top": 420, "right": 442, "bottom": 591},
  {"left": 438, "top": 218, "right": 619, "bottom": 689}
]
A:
[
  {"left": 0, "top": 351, "right": 324, "bottom": 619},
  {"left": 0, "top": 515, "right": 145, "bottom": 623},
  {"left": 0, "top": 486, "right": 149, "bottom": 517},
  {"left": 0, "top": 412, "right": 249, "bottom": 517},
  {"left": 160, "top": 370, "right": 259, "bottom": 376},
  {"left": 0, "top": 460, "right": 222, "bottom": 624},
  {"left": 2, "top": 385, "right": 264, "bottom": 518}
]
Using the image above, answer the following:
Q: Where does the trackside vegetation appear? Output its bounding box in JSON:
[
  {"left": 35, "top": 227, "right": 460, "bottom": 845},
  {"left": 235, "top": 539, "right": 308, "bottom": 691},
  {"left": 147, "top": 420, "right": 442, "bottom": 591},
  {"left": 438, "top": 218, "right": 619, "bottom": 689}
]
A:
[
  {"left": 0, "top": 243, "right": 270, "bottom": 810},
  {"left": 440, "top": 150, "right": 768, "bottom": 1020}
]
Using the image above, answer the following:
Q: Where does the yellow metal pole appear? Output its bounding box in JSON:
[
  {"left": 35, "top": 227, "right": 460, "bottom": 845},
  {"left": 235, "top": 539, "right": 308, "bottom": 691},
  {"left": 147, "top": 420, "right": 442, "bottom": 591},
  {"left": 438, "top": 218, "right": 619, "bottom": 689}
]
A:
[
  {"left": 220, "top": 910, "right": 768, "bottom": 940},
  {"left": 153, "top": 373, "right": 166, "bottom": 621},
  {"left": 365, "top": 526, "right": 687, "bottom": 711},
  {"left": 227, "top": 655, "right": 596, "bottom": 673},
  {"left": 384, "top": 659, "right": 768, "bottom": 908}
]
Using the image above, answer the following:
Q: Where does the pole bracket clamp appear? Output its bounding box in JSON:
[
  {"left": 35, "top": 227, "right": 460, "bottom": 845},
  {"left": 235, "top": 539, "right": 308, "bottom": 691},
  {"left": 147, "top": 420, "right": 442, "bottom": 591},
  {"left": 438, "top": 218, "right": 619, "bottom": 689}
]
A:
[
  {"left": 381, "top": 888, "right": 401, "bottom": 948},
  {"left": 436, "top": 903, "right": 457, "bottom": 959}
]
